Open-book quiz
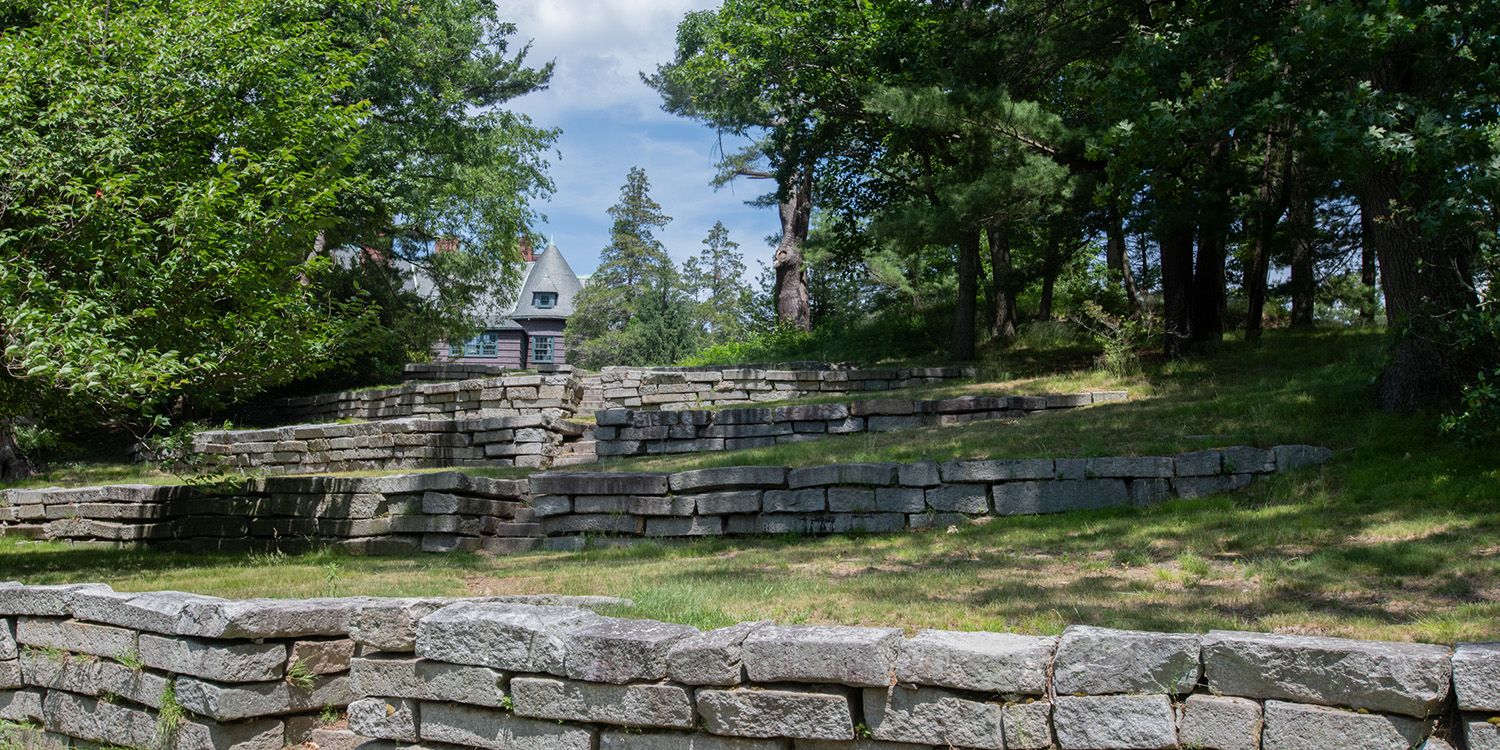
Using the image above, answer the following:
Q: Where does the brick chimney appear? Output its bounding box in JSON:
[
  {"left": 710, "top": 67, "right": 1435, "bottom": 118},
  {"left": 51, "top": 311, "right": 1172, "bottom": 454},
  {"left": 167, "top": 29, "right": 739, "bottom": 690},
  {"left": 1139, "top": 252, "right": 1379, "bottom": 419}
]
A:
[{"left": 519, "top": 235, "right": 535, "bottom": 262}]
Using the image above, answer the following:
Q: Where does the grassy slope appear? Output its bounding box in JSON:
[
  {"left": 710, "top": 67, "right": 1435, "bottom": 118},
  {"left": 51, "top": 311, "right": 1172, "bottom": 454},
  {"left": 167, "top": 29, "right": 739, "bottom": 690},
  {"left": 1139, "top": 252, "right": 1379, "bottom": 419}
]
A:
[{"left": 2, "top": 329, "right": 1495, "bottom": 642}]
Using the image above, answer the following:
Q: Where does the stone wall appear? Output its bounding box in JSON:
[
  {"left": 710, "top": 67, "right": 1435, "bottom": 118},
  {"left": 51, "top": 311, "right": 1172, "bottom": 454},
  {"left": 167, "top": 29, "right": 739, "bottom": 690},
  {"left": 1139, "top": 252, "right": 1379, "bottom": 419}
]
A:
[
  {"left": 192, "top": 414, "right": 588, "bottom": 474},
  {"left": 530, "top": 445, "right": 1333, "bottom": 544},
  {"left": 242, "top": 373, "right": 582, "bottom": 426},
  {"left": 594, "top": 392, "right": 1127, "bottom": 457},
  {"left": 0, "top": 472, "right": 542, "bottom": 555},
  {"left": 594, "top": 366, "right": 975, "bottom": 410},
  {"left": 401, "top": 362, "right": 509, "bottom": 382},
  {"left": 4, "top": 582, "right": 1493, "bottom": 749}
]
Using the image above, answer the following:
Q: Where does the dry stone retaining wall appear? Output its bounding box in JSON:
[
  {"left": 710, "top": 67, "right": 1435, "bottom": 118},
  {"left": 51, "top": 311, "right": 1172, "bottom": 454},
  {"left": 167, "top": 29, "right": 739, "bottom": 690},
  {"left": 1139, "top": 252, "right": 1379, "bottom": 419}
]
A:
[
  {"left": 0, "top": 472, "right": 541, "bottom": 556},
  {"left": 242, "top": 373, "right": 582, "bottom": 426},
  {"left": 595, "top": 366, "right": 975, "bottom": 410},
  {"left": 192, "top": 414, "right": 588, "bottom": 474},
  {"left": 593, "top": 392, "right": 1127, "bottom": 457},
  {"left": 2, "top": 582, "right": 1494, "bottom": 749}
]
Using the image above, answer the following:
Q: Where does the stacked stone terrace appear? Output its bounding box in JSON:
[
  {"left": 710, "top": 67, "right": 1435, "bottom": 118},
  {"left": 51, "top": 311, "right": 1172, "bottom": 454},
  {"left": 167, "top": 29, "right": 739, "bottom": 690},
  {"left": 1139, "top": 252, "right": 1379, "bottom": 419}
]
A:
[
  {"left": 594, "top": 391, "right": 1127, "bottom": 457},
  {"left": 192, "top": 414, "right": 588, "bottom": 474},
  {"left": 596, "top": 365, "right": 975, "bottom": 410},
  {"left": 6, "top": 582, "right": 1494, "bottom": 749},
  {"left": 244, "top": 373, "right": 582, "bottom": 426},
  {"left": 0, "top": 472, "right": 541, "bottom": 555}
]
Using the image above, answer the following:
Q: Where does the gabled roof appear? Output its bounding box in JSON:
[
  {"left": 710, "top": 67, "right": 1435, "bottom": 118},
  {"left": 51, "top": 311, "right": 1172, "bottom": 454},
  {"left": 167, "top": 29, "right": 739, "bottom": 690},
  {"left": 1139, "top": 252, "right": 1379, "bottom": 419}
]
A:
[{"left": 509, "top": 242, "right": 582, "bottom": 319}]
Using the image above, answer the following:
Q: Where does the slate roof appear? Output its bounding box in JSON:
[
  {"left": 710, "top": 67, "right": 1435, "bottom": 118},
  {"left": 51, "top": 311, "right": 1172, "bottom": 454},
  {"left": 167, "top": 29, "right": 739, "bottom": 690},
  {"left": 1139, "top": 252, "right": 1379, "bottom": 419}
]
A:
[{"left": 508, "top": 241, "right": 582, "bottom": 320}]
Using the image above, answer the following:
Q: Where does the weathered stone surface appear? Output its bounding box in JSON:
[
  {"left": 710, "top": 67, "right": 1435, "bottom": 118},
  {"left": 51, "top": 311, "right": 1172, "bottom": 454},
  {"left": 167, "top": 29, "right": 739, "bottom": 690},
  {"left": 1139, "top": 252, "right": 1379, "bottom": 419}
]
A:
[
  {"left": 1173, "top": 450, "right": 1223, "bottom": 477},
  {"left": 1084, "top": 457, "right": 1174, "bottom": 479},
  {"left": 0, "top": 583, "right": 112, "bottom": 617},
  {"left": 666, "top": 621, "right": 766, "bottom": 686},
  {"left": 416, "top": 601, "right": 598, "bottom": 675},
  {"left": 693, "top": 491, "right": 763, "bottom": 515},
  {"left": 353, "top": 598, "right": 463, "bottom": 652},
  {"left": 69, "top": 589, "right": 223, "bottom": 634},
  {"left": 787, "top": 464, "right": 898, "bottom": 488},
  {"left": 176, "top": 596, "right": 359, "bottom": 639},
  {"left": 1467, "top": 720, "right": 1500, "bottom": 750},
  {"left": 696, "top": 688, "right": 854, "bottom": 740},
  {"left": 18, "top": 648, "right": 169, "bottom": 707},
  {"left": 1052, "top": 626, "right": 1200, "bottom": 695},
  {"left": 924, "top": 485, "right": 988, "bottom": 514},
  {"left": 0, "top": 688, "right": 42, "bottom": 724},
  {"left": 796, "top": 739, "right": 931, "bottom": 750},
  {"left": 531, "top": 473, "right": 670, "bottom": 496},
  {"left": 420, "top": 701, "right": 594, "bottom": 750},
  {"left": 291, "top": 638, "right": 356, "bottom": 675},
  {"left": 670, "top": 466, "right": 788, "bottom": 492},
  {"left": 992, "top": 479, "right": 1129, "bottom": 515},
  {"left": 743, "top": 624, "right": 901, "bottom": 687},
  {"left": 1221, "top": 446, "right": 1276, "bottom": 474},
  {"left": 1273, "top": 444, "right": 1333, "bottom": 471},
  {"left": 512, "top": 676, "right": 695, "bottom": 728},
  {"left": 1453, "top": 642, "right": 1500, "bottom": 711},
  {"left": 938, "top": 459, "right": 1053, "bottom": 483},
  {"left": 604, "top": 731, "right": 784, "bottom": 750},
  {"left": 0, "top": 618, "right": 14, "bottom": 660},
  {"left": 864, "top": 686, "right": 1003, "bottom": 749},
  {"left": 138, "top": 632, "right": 286, "bottom": 682},
  {"left": 44, "top": 690, "right": 284, "bottom": 750},
  {"left": 348, "top": 697, "right": 420, "bottom": 742},
  {"left": 1203, "top": 630, "right": 1452, "bottom": 717},
  {"left": 175, "top": 673, "right": 353, "bottom": 721},
  {"left": 898, "top": 462, "right": 941, "bottom": 488},
  {"left": 764, "top": 489, "right": 827, "bottom": 513},
  {"left": 563, "top": 617, "right": 699, "bottom": 683},
  {"left": 352, "top": 654, "right": 506, "bottom": 707},
  {"left": 1002, "top": 702, "right": 1052, "bottom": 750},
  {"left": 895, "top": 630, "right": 1053, "bottom": 694},
  {"left": 15, "top": 618, "right": 136, "bottom": 660},
  {"left": 1052, "top": 695, "right": 1178, "bottom": 750},
  {"left": 1260, "top": 700, "right": 1427, "bottom": 750},
  {"left": 1178, "top": 694, "right": 1261, "bottom": 750},
  {"left": 1173, "top": 474, "right": 1252, "bottom": 499}
]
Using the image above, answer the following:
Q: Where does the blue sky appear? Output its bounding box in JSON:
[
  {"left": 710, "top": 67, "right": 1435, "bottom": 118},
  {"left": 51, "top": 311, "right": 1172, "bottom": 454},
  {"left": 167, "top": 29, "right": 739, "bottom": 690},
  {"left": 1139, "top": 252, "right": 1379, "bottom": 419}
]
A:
[{"left": 503, "top": 0, "right": 775, "bottom": 279}]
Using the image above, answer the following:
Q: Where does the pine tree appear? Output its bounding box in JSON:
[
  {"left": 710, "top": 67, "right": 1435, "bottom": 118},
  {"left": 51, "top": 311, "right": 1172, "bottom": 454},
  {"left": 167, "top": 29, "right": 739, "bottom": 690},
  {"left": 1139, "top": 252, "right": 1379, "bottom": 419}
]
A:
[{"left": 683, "top": 221, "right": 752, "bottom": 344}]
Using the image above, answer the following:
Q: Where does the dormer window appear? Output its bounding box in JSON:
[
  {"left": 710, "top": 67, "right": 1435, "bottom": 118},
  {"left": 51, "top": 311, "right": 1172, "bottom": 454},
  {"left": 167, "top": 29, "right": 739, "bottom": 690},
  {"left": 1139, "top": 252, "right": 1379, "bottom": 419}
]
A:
[{"left": 533, "top": 292, "right": 557, "bottom": 309}]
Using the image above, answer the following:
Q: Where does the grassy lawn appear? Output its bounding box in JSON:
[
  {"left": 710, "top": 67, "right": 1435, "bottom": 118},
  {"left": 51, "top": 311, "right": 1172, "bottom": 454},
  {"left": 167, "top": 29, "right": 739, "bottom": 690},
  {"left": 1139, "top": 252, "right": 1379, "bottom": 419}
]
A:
[{"left": 1, "top": 328, "right": 1495, "bottom": 643}]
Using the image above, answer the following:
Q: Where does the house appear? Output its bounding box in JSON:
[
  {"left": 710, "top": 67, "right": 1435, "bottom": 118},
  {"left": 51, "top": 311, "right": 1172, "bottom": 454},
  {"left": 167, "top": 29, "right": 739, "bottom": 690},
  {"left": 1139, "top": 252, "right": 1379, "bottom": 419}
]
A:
[{"left": 439, "top": 239, "right": 584, "bottom": 368}]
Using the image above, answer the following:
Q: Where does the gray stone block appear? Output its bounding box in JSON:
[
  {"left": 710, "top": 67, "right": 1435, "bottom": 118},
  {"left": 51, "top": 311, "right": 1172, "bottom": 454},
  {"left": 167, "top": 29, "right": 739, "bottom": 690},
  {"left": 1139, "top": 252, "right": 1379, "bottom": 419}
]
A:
[
  {"left": 924, "top": 484, "right": 988, "bottom": 514},
  {"left": 667, "top": 621, "right": 767, "bottom": 685},
  {"left": 1053, "top": 625, "right": 1200, "bottom": 695},
  {"left": 696, "top": 688, "right": 854, "bottom": 740},
  {"left": 743, "top": 624, "right": 901, "bottom": 687},
  {"left": 139, "top": 633, "right": 281, "bottom": 683},
  {"left": 939, "top": 459, "right": 1054, "bottom": 482},
  {"left": 175, "top": 673, "right": 353, "bottom": 721},
  {"left": 352, "top": 655, "right": 506, "bottom": 707},
  {"left": 1052, "top": 694, "right": 1178, "bottom": 750},
  {"left": 0, "top": 660, "right": 18, "bottom": 690},
  {"left": 291, "top": 638, "right": 355, "bottom": 675},
  {"left": 1173, "top": 474, "right": 1253, "bottom": 498},
  {"left": 70, "top": 588, "right": 224, "bottom": 635},
  {"left": 348, "top": 697, "right": 419, "bottom": 742},
  {"left": 1128, "top": 478, "right": 1172, "bottom": 506},
  {"left": 542, "top": 514, "right": 645, "bottom": 536},
  {"left": 352, "top": 598, "right": 461, "bottom": 652},
  {"left": 1467, "top": 719, "right": 1500, "bottom": 750},
  {"left": 895, "top": 630, "right": 1054, "bottom": 694},
  {"left": 765, "top": 489, "right": 827, "bottom": 513},
  {"left": 19, "top": 648, "right": 169, "bottom": 707},
  {"left": 511, "top": 676, "right": 695, "bottom": 728},
  {"left": 992, "top": 479, "right": 1129, "bottom": 515},
  {"left": 420, "top": 701, "right": 594, "bottom": 750},
  {"left": 695, "top": 491, "right": 763, "bottom": 515},
  {"left": 788, "top": 464, "right": 898, "bottom": 488},
  {"left": 1002, "top": 701, "right": 1053, "bottom": 750},
  {"left": 647, "top": 516, "right": 725, "bottom": 536},
  {"left": 563, "top": 617, "right": 699, "bottom": 683},
  {"left": 671, "top": 466, "right": 788, "bottom": 492},
  {"left": 605, "top": 731, "right": 784, "bottom": 750},
  {"left": 796, "top": 740, "right": 935, "bottom": 750},
  {"left": 0, "top": 688, "right": 43, "bottom": 723},
  {"left": 1202, "top": 630, "right": 1452, "bottom": 717},
  {"left": 1083, "top": 456, "right": 1175, "bottom": 478},
  {"left": 531, "top": 472, "right": 670, "bottom": 496},
  {"left": 43, "top": 690, "right": 284, "bottom": 750},
  {"left": 416, "top": 601, "right": 599, "bottom": 675},
  {"left": 1273, "top": 444, "right": 1333, "bottom": 471},
  {"left": 897, "top": 462, "right": 941, "bottom": 488},
  {"left": 175, "top": 596, "right": 358, "bottom": 639},
  {"left": 15, "top": 618, "right": 135, "bottom": 660},
  {"left": 863, "top": 686, "right": 1003, "bottom": 749},
  {"left": 826, "top": 488, "right": 876, "bottom": 512},
  {"left": 0, "top": 619, "right": 13, "bottom": 660},
  {"left": 1260, "top": 700, "right": 1427, "bottom": 750},
  {"left": 1453, "top": 642, "right": 1500, "bottom": 711},
  {"left": 0, "top": 583, "right": 112, "bottom": 617},
  {"left": 871, "top": 488, "right": 926, "bottom": 513},
  {"left": 1221, "top": 446, "right": 1276, "bottom": 474},
  {"left": 1178, "top": 694, "right": 1261, "bottom": 750},
  {"left": 532, "top": 495, "right": 573, "bottom": 517}
]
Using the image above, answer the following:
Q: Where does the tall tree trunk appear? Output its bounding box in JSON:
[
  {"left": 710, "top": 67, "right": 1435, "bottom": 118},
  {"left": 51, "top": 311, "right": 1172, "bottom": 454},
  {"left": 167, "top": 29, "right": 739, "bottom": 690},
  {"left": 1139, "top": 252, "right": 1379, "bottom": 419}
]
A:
[
  {"left": 1159, "top": 216, "right": 1196, "bottom": 357},
  {"left": 1246, "top": 131, "right": 1292, "bottom": 341},
  {"left": 773, "top": 171, "right": 812, "bottom": 331},
  {"left": 1105, "top": 206, "right": 1140, "bottom": 315},
  {"left": 0, "top": 424, "right": 34, "bottom": 482},
  {"left": 1287, "top": 163, "right": 1316, "bottom": 329},
  {"left": 1190, "top": 140, "right": 1233, "bottom": 347},
  {"left": 1038, "top": 222, "right": 1064, "bottom": 321},
  {"left": 951, "top": 229, "right": 981, "bottom": 361},
  {"left": 1358, "top": 202, "right": 1379, "bottom": 324},
  {"left": 987, "top": 224, "right": 1017, "bottom": 340}
]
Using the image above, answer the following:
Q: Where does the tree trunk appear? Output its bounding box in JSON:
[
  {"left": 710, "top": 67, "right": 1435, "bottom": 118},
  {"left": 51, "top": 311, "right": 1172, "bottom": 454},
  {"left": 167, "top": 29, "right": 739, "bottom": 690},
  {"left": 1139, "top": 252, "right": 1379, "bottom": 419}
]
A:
[
  {"left": 0, "top": 424, "right": 35, "bottom": 482},
  {"left": 1159, "top": 217, "right": 1196, "bottom": 356},
  {"left": 1358, "top": 202, "right": 1379, "bottom": 324},
  {"left": 1190, "top": 140, "right": 1233, "bottom": 347},
  {"left": 1288, "top": 165, "right": 1316, "bottom": 329},
  {"left": 773, "top": 171, "right": 813, "bottom": 331},
  {"left": 1246, "top": 132, "right": 1292, "bottom": 341},
  {"left": 987, "top": 224, "right": 1017, "bottom": 340},
  {"left": 1105, "top": 206, "right": 1140, "bottom": 315},
  {"left": 951, "top": 229, "right": 981, "bottom": 361},
  {"left": 1038, "top": 222, "right": 1063, "bottom": 321}
]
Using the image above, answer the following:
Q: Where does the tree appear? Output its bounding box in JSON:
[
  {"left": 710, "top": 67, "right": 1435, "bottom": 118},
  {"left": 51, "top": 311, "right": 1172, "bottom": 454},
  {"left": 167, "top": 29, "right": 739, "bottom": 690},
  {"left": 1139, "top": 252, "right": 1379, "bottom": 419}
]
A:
[
  {"left": 0, "top": 0, "right": 380, "bottom": 477},
  {"left": 683, "top": 222, "right": 753, "bottom": 344}
]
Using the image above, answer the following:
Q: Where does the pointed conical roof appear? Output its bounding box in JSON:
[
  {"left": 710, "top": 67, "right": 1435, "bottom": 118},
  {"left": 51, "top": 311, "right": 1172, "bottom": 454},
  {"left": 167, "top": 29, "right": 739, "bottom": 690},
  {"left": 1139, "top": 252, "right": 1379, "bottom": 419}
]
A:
[{"left": 510, "top": 241, "right": 582, "bottom": 319}]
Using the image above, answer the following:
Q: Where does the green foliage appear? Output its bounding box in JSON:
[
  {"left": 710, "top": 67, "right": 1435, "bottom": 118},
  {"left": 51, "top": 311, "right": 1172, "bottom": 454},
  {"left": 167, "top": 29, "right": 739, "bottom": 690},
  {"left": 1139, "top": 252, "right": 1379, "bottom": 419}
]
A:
[
  {"left": 1071, "top": 302, "right": 1153, "bottom": 378},
  {"left": 286, "top": 659, "right": 317, "bottom": 690},
  {"left": 156, "top": 682, "right": 184, "bottom": 748},
  {"left": 683, "top": 222, "right": 753, "bottom": 345}
]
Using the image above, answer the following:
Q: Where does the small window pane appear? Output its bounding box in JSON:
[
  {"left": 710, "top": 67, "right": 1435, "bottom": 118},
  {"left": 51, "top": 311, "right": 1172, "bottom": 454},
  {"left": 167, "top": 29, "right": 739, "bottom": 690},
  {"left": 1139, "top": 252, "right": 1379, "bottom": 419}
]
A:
[
  {"left": 531, "top": 335, "right": 555, "bottom": 364},
  {"left": 533, "top": 292, "right": 556, "bottom": 309}
]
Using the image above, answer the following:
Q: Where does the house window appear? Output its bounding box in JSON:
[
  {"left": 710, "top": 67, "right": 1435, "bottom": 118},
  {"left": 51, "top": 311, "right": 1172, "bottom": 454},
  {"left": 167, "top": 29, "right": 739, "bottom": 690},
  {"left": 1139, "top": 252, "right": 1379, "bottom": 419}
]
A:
[
  {"left": 454, "top": 331, "right": 500, "bottom": 358},
  {"left": 530, "top": 335, "right": 556, "bottom": 364},
  {"left": 532, "top": 292, "right": 557, "bottom": 309}
]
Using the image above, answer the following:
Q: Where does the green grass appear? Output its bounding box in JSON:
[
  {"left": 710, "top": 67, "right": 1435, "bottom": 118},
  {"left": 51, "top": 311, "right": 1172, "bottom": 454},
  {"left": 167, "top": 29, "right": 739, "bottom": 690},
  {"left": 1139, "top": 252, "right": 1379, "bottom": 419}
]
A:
[{"left": 1, "top": 329, "right": 1495, "bottom": 643}]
